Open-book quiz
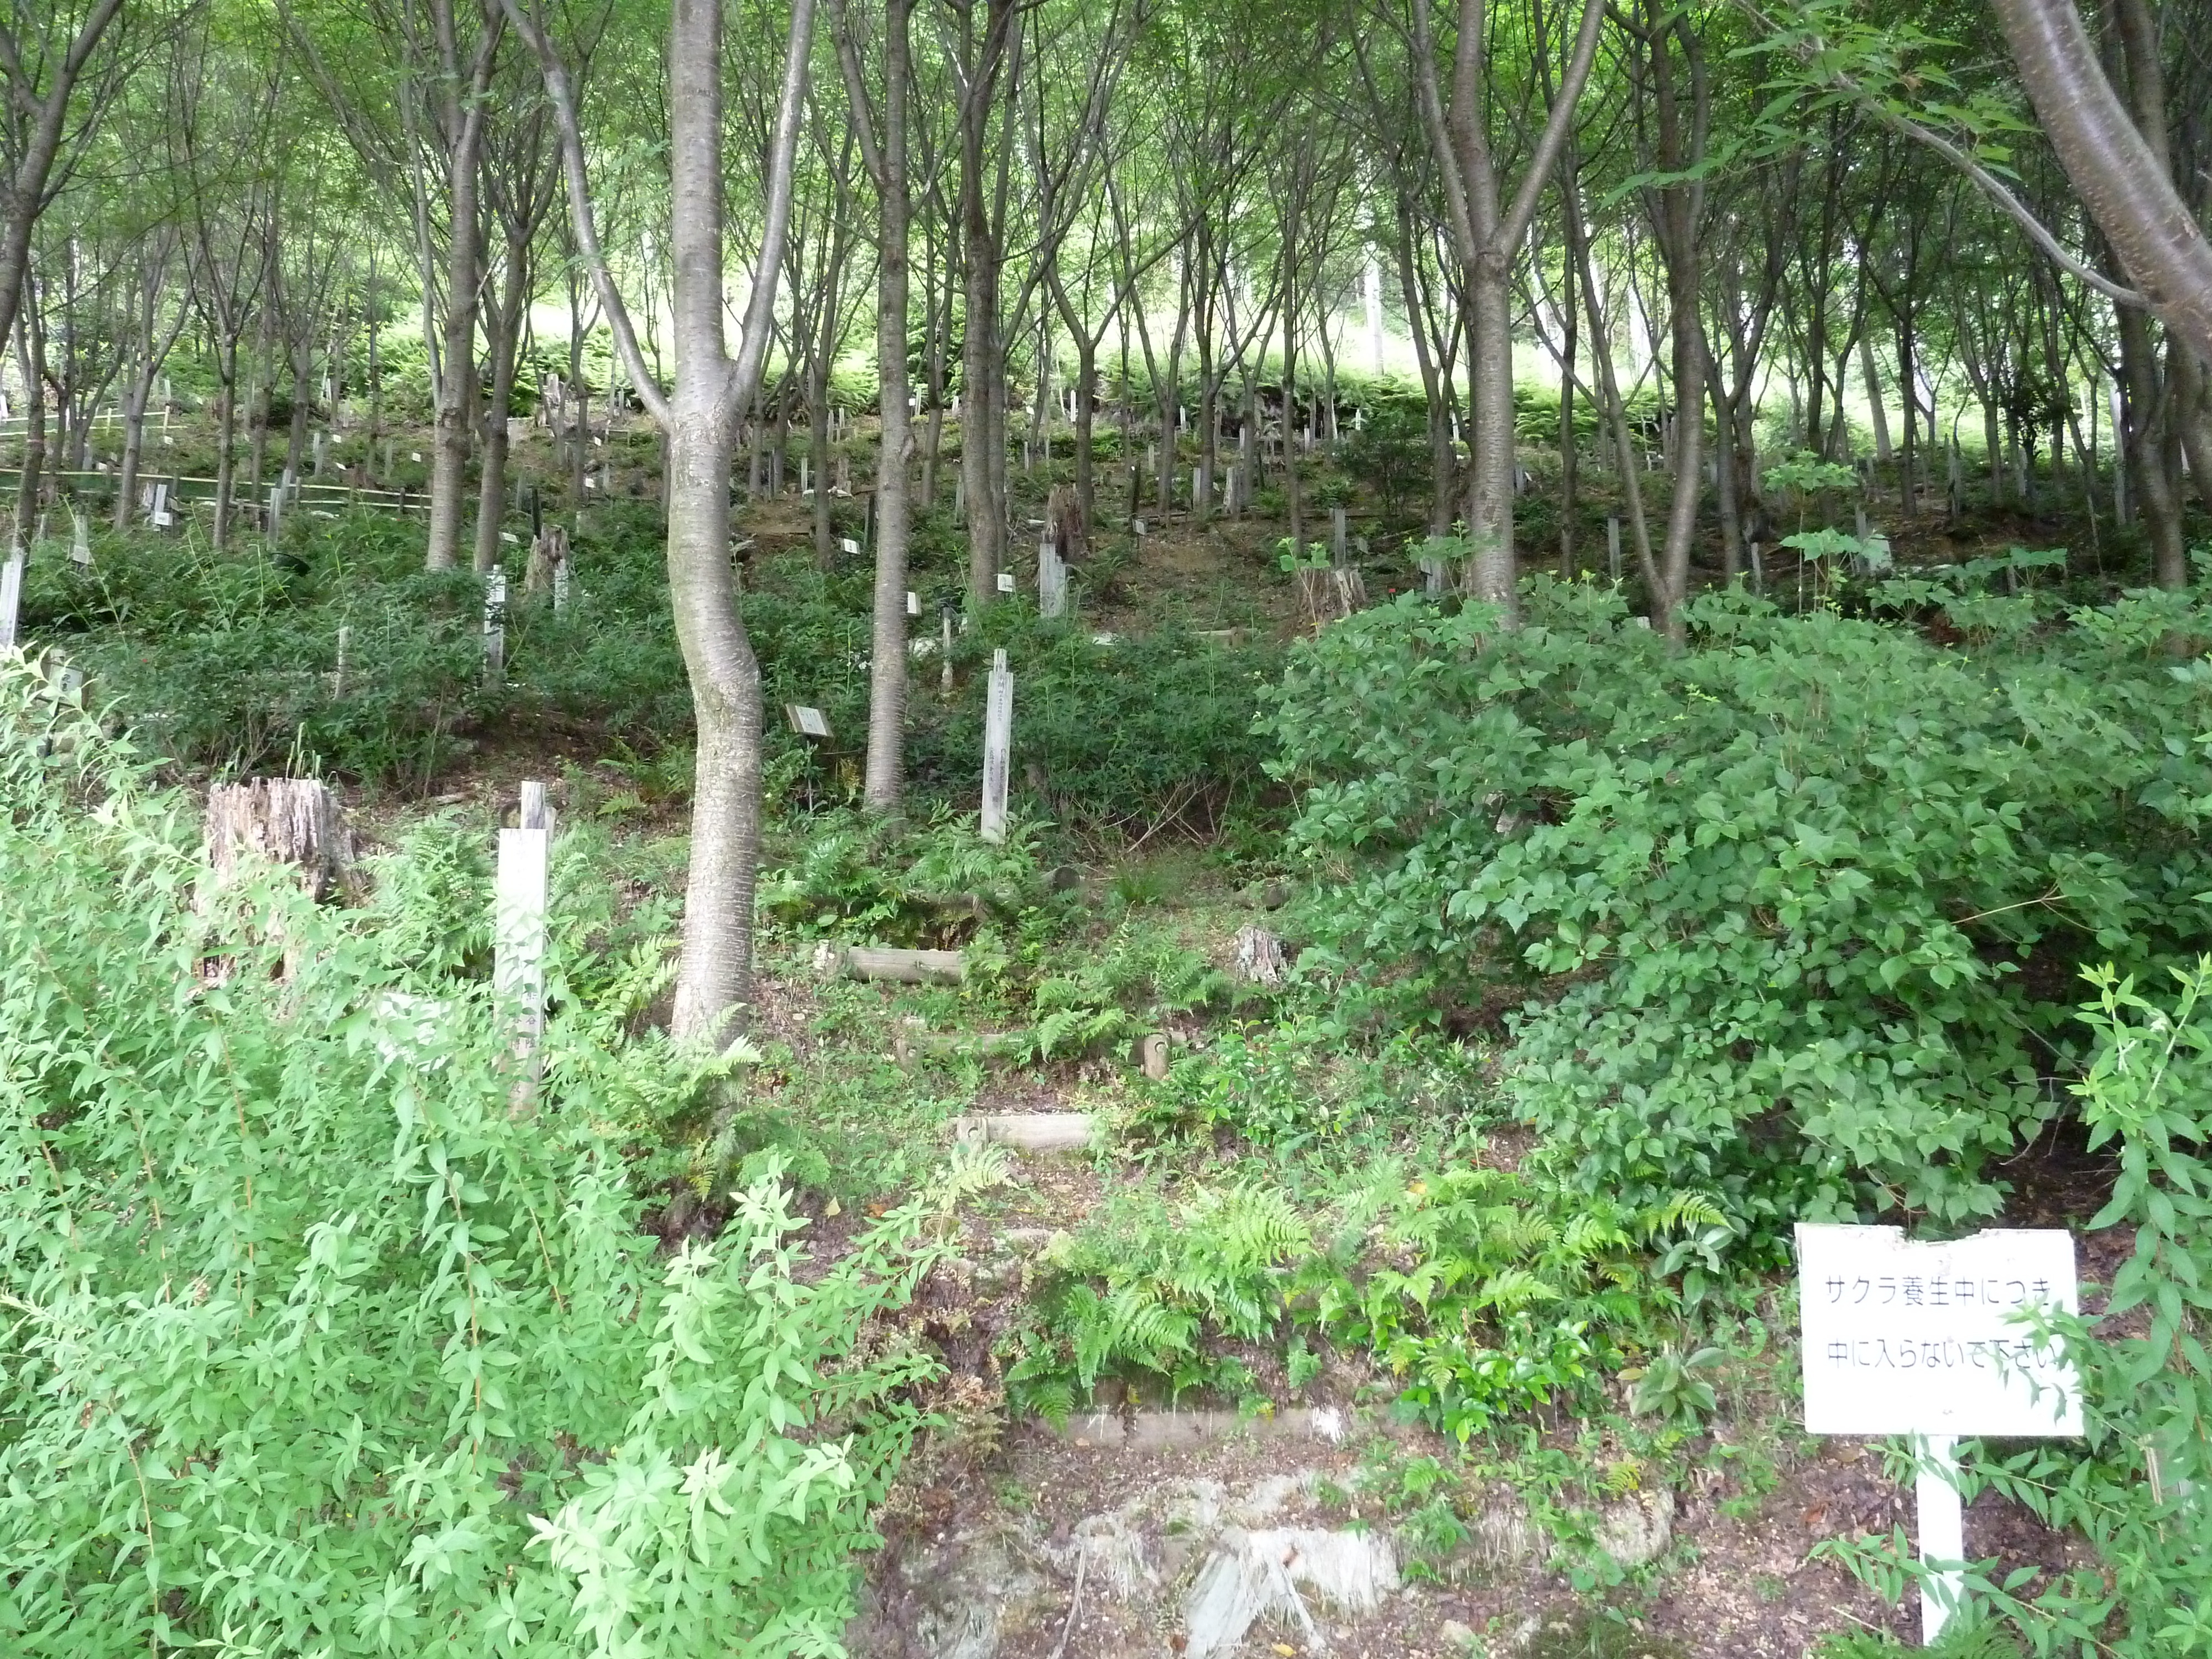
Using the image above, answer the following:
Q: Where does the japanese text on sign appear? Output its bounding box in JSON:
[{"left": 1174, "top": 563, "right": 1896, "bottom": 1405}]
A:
[{"left": 1796, "top": 1225, "right": 2082, "bottom": 1438}]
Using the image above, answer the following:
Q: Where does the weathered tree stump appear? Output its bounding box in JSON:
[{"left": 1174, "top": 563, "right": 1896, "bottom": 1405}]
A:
[
  {"left": 1232, "top": 925, "right": 1286, "bottom": 986},
  {"left": 524, "top": 524, "right": 568, "bottom": 597},
  {"left": 202, "top": 778, "right": 352, "bottom": 900}
]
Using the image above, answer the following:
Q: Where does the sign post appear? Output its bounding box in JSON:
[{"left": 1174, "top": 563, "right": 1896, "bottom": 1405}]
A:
[
  {"left": 494, "top": 781, "right": 552, "bottom": 1115},
  {"left": 0, "top": 539, "right": 23, "bottom": 653},
  {"left": 1797, "top": 1225, "right": 2081, "bottom": 1645},
  {"left": 980, "top": 648, "right": 1013, "bottom": 843},
  {"left": 483, "top": 566, "right": 507, "bottom": 685}
]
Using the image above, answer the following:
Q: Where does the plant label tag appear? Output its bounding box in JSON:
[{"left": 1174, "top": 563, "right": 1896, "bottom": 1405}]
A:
[
  {"left": 907, "top": 591, "right": 921, "bottom": 616},
  {"left": 842, "top": 537, "right": 860, "bottom": 557},
  {"left": 786, "top": 705, "right": 830, "bottom": 739},
  {"left": 996, "top": 572, "right": 1015, "bottom": 594}
]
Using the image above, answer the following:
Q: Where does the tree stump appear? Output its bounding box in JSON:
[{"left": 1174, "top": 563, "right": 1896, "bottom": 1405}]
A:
[
  {"left": 1232, "top": 925, "right": 1286, "bottom": 987},
  {"left": 525, "top": 524, "right": 568, "bottom": 597},
  {"left": 1046, "top": 481, "right": 1087, "bottom": 564},
  {"left": 202, "top": 778, "right": 352, "bottom": 901}
]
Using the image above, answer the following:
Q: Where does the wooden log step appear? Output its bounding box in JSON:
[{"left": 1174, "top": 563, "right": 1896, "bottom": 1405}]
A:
[
  {"left": 951, "top": 1112, "right": 1097, "bottom": 1152},
  {"left": 818, "top": 944, "right": 967, "bottom": 984}
]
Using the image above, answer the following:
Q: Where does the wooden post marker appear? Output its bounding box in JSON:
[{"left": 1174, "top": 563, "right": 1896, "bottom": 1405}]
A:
[
  {"left": 1330, "top": 507, "right": 1347, "bottom": 566},
  {"left": 1, "top": 540, "right": 24, "bottom": 653},
  {"left": 70, "top": 507, "right": 91, "bottom": 569},
  {"left": 1607, "top": 515, "right": 1622, "bottom": 582},
  {"left": 483, "top": 566, "right": 507, "bottom": 684},
  {"left": 1039, "top": 528, "right": 1067, "bottom": 619},
  {"left": 1797, "top": 1224, "right": 2082, "bottom": 1646},
  {"left": 980, "top": 647, "right": 1013, "bottom": 843},
  {"left": 495, "top": 781, "right": 553, "bottom": 1112}
]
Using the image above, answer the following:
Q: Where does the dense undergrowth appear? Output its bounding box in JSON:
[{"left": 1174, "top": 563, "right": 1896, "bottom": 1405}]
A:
[
  {"left": 1274, "top": 572, "right": 2212, "bottom": 1225},
  {"left": 21, "top": 505, "right": 1283, "bottom": 836},
  {"left": 0, "top": 670, "right": 953, "bottom": 1657}
]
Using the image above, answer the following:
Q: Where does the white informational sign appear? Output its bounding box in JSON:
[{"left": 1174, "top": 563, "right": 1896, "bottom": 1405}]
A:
[
  {"left": 995, "top": 571, "right": 1015, "bottom": 594},
  {"left": 1798, "top": 1224, "right": 2082, "bottom": 1438},
  {"left": 785, "top": 704, "right": 830, "bottom": 739},
  {"left": 906, "top": 591, "right": 921, "bottom": 617},
  {"left": 841, "top": 537, "right": 859, "bottom": 557},
  {"left": 1798, "top": 1224, "right": 2081, "bottom": 1647}
]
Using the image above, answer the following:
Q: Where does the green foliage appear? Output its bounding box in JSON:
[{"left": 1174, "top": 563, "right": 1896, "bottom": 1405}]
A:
[
  {"left": 0, "top": 670, "right": 945, "bottom": 1657},
  {"left": 1338, "top": 403, "right": 1430, "bottom": 525},
  {"left": 1820, "top": 964, "right": 2212, "bottom": 1656},
  {"left": 759, "top": 808, "right": 1056, "bottom": 945},
  {"left": 1270, "top": 578, "right": 2212, "bottom": 1224},
  {"left": 910, "top": 607, "right": 1284, "bottom": 838},
  {"left": 1003, "top": 1160, "right": 1702, "bottom": 1443}
]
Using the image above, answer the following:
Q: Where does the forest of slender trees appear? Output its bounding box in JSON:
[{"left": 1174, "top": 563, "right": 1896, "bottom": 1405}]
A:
[{"left": 5, "top": 0, "right": 2211, "bottom": 1037}]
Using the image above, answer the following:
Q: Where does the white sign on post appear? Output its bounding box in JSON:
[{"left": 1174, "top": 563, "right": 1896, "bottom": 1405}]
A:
[
  {"left": 483, "top": 567, "right": 507, "bottom": 683},
  {"left": 785, "top": 704, "right": 830, "bottom": 739},
  {"left": 494, "top": 782, "right": 552, "bottom": 1115},
  {"left": 70, "top": 509, "right": 91, "bottom": 569},
  {"left": 1798, "top": 1225, "right": 2081, "bottom": 1645},
  {"left": 0, "top": 544, "right": 23, "bottom": 653},
  {"left": 906, "top": 590, "right": 921, "bottom": 617},
  {"left": 980, "top": 648, "right": 1013, "bottom": 844},
  {"left": 995, "top": 571, "right": 1015, "bottom": 595},
  {"left": 841, "top": 536, "right": 860, "bottom": 558}
]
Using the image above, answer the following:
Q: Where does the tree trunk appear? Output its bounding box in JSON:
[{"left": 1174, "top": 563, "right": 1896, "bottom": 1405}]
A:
[{"left": 427, "top": 77, "right": 494, "bottom": 571}]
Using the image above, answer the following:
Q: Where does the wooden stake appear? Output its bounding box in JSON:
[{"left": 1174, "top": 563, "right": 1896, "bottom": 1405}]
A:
[
  {"left": 0, "top": 541, "right": 23, "bottom": 652},
  {"left": 495, "top": 784, "right": 551, "bottom": 1113},
  {"left": 980, "top": 648, "right": 1013, "bottom": 843}
]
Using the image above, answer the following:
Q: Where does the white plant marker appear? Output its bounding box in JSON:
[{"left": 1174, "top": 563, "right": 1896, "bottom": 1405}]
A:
[
  {"left": 940, "top": 608, "right": 954, "bottom": 696},
  {"left": 553, "top": 549, "right": 570, "bottom": 612},
  {"left": 841, "top": 536, "right": 860, "bottom": 559},
  {"left": 1607, "top": 515, "right": 1621, "bottom": 582},
  {"left": 70, "top": 508, "right": 91, "bottom": 568},
  {"left": 483, "top": 566, "right": 507, "bottom": 682},
  {"left": 1330, "top": 507, "right": 1347, "bottom": 566},
  {"left": 0, "top": 540, "right": 23, "bottom": 652},
  {"left": 980, "top": 648, "right": 1013, "bottom": 843},
  {"left": 1797, "top": 1224, "right": 2082, "bottom": 1646},
  {"left": 995, "top": 570, "right": 1014, "bottom": 594},
  {"left": 331, "top": 624, "right": 349, "bottom": 698},
  {"left": 495, "top": 781, "right": 552, "bottom": 1110},
  {"left": 151, "top": 482, "right": 172, "bottom": 528}
]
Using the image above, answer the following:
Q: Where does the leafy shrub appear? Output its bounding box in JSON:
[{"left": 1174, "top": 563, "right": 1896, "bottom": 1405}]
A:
[
  {"left": 0, "top": 669, "right": 943, "bottom": 1657},
  {"left": 1270, "top": 578, "right": 2212, "bottom": 1224},
  {"left": 1339, "top": 404, "right": 1430, "bottom": 525}
]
